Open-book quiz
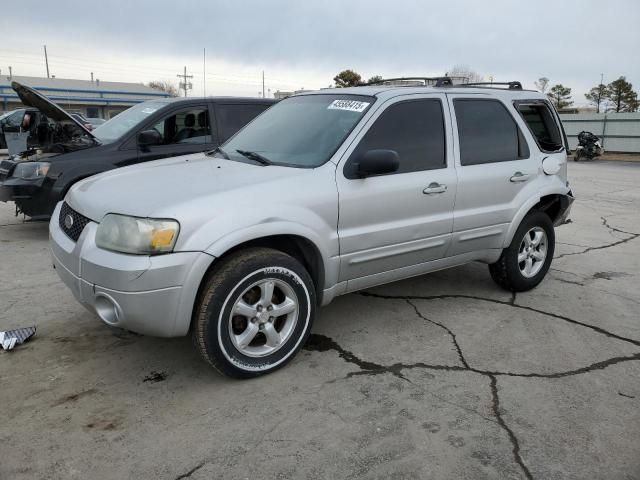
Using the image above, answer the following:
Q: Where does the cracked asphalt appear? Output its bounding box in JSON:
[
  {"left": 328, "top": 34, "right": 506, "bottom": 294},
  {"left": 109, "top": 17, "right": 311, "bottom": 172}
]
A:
[{"left": 1, "top": 159, "right": 639, "bottom": 480}]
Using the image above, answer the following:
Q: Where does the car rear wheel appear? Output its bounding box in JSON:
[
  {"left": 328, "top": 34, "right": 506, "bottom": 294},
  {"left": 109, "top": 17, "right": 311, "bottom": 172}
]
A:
[
  {"left": 489, "top": 211, "right": 555, "bottom": 292},
  {"left": 192, "top": 247, "right": 315, "bottom": 378}
]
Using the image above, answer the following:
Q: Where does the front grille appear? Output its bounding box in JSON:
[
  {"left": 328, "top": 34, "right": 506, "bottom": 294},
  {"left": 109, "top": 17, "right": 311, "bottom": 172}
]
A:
[{"left": 59, "top": 202, "right": 91, "bottom": 242}]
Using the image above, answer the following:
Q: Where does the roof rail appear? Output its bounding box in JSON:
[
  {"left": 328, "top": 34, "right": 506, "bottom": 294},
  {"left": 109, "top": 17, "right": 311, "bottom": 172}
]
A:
[
  {"left": 366, "top": 76, "right": 467, "bottom": 87},
  {"left": 460, "top": 81, "right": 523, "bottom": 90}
]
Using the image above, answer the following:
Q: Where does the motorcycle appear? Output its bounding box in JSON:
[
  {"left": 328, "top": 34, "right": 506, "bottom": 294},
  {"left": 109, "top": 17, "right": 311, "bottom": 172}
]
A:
[{"left": 573, "top": 131, "right": 603, "bottom": 161}]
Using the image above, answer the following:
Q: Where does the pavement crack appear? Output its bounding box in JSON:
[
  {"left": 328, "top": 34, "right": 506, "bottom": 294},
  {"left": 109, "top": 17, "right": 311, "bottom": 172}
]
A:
[
  {"left": 174, "top": 461, "right": 205, "bottom": 480},
  {"left": 306, "top": 290, "right": 640, "bottom": 479},
  {"left": 489, "top": 375, "right": 533, "bottom": 480},
  {"left": 406, "top": 299, "right": 470, "bottom": 369},
  {"left": 304, "top": 334, "right": 410, "bottom": 380},
  {"left": 555, "top": 216, "right": 639, "bottom": 259},
  {"left": 476, "top": 353, "right": 640, "bottom": 379},
  {"left": 357, "top": 291, "right": 640, "bottom": 348}
]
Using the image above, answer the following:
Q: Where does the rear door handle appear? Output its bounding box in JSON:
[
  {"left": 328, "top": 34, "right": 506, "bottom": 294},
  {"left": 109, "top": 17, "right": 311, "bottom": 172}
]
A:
[
  {"left": 423, "top": 182, "right": 447, "bottom": 194},
  {"left": 510, "top": 172, "right": 530, "bottom": 183}
]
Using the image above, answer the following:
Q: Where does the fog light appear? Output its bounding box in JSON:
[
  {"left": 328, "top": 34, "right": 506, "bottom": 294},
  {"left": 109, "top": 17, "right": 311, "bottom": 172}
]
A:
[{"left": 94, "top": 293, "right": 122, "bottom": 325}]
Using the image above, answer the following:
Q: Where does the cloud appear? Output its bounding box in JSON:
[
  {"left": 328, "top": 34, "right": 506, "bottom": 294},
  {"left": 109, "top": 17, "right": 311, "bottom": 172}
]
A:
[{"left": 2, "top": 0, "right": 639, "bottom": 101}]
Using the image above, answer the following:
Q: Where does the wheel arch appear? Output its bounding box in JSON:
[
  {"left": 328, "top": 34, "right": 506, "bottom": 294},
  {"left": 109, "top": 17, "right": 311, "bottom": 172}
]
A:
[
  {"left": 195, "top": 231, "right": 328, "bottom": 318},
  {"left": 504, "top": 189, "right": 573, "bottom": 247}
]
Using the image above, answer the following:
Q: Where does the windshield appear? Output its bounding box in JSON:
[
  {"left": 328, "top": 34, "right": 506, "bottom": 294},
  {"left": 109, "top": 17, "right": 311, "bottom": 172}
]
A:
[
  {"left": 92, "top": 101, "right": 167, "bottom": 143},
  {"left": 221, "top": 94, "right": 375, "bottom": 168}
]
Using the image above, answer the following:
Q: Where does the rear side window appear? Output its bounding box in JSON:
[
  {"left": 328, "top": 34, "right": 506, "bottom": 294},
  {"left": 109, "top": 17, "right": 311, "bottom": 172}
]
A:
[
  {"left": 346, "top": 99, "right": 446, "bottom": 177},
  {"left": 216, "top": 104, "right": 271, "bottom": 143},
  {"left": 454, "top": 99, "right": 529, "bottom": 166},
  {"left": 515, "top": 102, "right": 563, "bottom": 152}
]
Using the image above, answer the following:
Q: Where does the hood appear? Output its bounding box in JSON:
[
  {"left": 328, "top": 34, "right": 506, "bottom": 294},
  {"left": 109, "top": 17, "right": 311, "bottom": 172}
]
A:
[
  {"left": 11, "top": 81, "right": 98, "bottom": 143},
  {"left": 66, "top": 153, "right": 311, "bottom": 221}
]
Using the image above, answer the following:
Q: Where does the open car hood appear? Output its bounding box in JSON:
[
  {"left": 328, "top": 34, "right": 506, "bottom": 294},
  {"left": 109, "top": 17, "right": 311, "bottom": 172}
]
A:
[{"left": 11, "top": 81, "right": 99, "bottom": 144}]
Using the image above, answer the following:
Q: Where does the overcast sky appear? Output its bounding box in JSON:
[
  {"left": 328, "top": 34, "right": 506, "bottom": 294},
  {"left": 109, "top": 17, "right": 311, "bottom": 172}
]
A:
[{"left": 1, "top": 0, "right": 638, "bottom": 104}]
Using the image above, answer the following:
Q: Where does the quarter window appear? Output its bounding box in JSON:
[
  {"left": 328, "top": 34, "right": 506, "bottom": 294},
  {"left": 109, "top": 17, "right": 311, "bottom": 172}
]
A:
[
  {"left": 346, "top": 99, "right": 446, "bottom": 178},
  {"left": 515, "top": 102, "right": 563, "bottom": 152},
  {"left": 454, "top": 99, "right": 529, "bottom": 166}
]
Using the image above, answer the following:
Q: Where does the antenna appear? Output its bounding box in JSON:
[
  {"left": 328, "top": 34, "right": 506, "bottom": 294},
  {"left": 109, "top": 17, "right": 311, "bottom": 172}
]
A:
[
  {"left": 44, "top": 45, "right": 50, "bottom": 78},
  {"left": 177, "top": 66, "right": 193, "bottom": 97}
]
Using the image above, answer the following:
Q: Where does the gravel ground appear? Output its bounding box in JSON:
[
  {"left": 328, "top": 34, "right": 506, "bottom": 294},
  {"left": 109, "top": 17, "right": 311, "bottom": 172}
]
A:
[{"left": 1, "top": 159, "right": 639, "bottom": 480}]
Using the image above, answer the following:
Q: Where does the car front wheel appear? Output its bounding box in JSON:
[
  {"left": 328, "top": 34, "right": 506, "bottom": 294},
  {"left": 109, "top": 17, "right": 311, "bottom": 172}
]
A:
[
  {"left": 489, "top": 211, "right": 555, "bottom": 292},
  {"left": 192, "top": 247, "right": 315, "bottom": 378}
]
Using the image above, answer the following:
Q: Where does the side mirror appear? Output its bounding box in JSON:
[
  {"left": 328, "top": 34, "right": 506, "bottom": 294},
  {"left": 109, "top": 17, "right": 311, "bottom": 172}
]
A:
[
  {"left": 137, "top": 129, "right": 162, "bottom": 147},
  {"left": 355, "top": 149, "right": 399, "bottom": 178}
]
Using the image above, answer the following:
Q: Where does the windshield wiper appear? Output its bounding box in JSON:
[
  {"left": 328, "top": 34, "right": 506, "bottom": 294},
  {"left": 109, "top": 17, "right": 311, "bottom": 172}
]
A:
[
  {"left": 235, "top": 149, "right": 273, "bottom": 166},
  {"left": 207, "top": 146, "right": 230, "bottom": 159}
]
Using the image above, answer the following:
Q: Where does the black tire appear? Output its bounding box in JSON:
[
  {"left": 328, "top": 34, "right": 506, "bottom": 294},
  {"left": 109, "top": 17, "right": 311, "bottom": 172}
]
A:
[
  {"left": 192, "top": 247, "right": 315, "bottom": 378},
  {"left": 489, "top": 211, "right": 555, "bottom": 292}
]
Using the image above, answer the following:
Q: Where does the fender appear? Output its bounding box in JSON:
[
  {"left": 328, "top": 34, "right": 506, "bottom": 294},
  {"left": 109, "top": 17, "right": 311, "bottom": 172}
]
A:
[
  {"left": 503, "top": 185, "right": 572, "bottom": 247},
  {"left": 202, "top": 220, "right": 339, "bottom": 289}
]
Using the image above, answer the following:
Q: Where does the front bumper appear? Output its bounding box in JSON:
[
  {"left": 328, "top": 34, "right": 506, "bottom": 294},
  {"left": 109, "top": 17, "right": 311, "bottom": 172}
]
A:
[
  {"left": 49, "top": 202, "right": 214, "bottom": 337},
  {"left": 0, "top": 176, "right": 53, "bottom": 219}
]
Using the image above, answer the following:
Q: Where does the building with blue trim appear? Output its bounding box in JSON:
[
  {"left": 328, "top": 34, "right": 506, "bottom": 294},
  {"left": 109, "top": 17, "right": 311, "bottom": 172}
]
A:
[{"left": 0, "top": 75, "right": 170, "bottom": 119}]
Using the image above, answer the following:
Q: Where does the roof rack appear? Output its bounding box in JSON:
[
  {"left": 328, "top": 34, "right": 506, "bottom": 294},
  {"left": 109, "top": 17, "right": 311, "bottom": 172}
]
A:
[
  {"left": 366, "top": 76, "right": 467, "bottom": 87},
  {"left": 366, "top": 77, "right": 523, "bottom": 90},
  {"left": 460, "top": 81, "right": 523, "bottom": 90}
]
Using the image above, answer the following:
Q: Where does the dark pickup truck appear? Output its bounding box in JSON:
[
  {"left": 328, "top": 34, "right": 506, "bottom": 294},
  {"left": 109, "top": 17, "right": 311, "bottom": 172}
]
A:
[{"left": 0, "top": 82, "right": 276, "bottom": 218}]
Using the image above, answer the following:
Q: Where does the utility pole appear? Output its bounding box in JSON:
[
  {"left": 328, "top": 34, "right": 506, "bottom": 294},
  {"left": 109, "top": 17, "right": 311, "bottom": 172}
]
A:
[
  {"left": 262, "top": 70, "right": 265, "bottom": 98},
  {"left": 91, "top": 72, "right": 94, "bottom": 82},
  {"left": 44, "top": 45, "right": 50, "bottom": 78},
  {"left": 177, "top": 66, "right": 193, "bottom": 97},
  {"left": 203, "top": 48, "right": 206, "bottom": 97},
  {"left": 8, "top": 66, "right": 12, "bottom": 79}
]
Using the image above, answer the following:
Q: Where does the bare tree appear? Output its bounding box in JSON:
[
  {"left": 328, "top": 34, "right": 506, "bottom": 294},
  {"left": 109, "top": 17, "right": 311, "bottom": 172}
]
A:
[
  {"left": 547, "top": 84, "right": 573, "bottom": 110},
  {"left": 447, "top": 65, "right": 483, "bottom": 83},
  {"left": 534, "top": 77, "right": 550, "bottom": 93},
  {"left": 147, "top": 80, "right": 179, "bottom": 97}
]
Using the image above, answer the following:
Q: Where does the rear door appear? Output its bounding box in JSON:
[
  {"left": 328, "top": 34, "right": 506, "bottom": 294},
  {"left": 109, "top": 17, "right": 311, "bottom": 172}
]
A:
[
  {"left": 446, "top": 95, "right": 539, "bottom": 256},
  {"left": 336, "top": 94, "right": 457, "bottom": 281},
  {"left": 214, "top": 103, "right": 272, "bottom": 143}
]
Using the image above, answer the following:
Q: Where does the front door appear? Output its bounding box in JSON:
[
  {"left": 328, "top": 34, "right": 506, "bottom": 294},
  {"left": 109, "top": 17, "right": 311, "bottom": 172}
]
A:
[
  {"left": 336, "top": 94, "right": 457, "bottom": 282},
  {"left": 133, "top": 104, "right": 216, "bottom": 165}
]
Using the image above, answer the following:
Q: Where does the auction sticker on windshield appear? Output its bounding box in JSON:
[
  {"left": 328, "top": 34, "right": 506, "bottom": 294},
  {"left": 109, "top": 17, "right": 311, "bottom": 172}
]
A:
[{"left": 327, "top": 100, "right": 370, "bottom": 112}]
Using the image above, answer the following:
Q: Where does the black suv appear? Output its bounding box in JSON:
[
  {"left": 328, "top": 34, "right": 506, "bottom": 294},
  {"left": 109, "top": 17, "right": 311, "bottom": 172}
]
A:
[{"left": 0, "top": 82, "right": 276, "bottom": 218}]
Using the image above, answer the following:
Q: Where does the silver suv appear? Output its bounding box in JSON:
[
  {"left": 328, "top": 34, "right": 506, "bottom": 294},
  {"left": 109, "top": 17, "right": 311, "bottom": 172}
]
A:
[{"left": 50, "top": 79, "right": 573, "bottom": 377}]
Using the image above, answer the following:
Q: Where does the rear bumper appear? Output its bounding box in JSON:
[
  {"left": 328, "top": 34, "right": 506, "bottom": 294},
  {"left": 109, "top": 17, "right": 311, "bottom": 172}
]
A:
[
  {"left": 49, "top": 202, "right": 214, "bottom": 337},
  {"left": 554, "top": 191, "right": 574, "bottom": 226}
]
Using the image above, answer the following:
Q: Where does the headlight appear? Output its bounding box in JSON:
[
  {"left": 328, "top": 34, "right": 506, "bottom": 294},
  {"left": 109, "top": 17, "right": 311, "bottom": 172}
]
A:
[
  {"left": 12, "top": 162, "right": 50, "bottom": 179},
  {"left": 95, "top": 214, "right": 179, "bottom": 255}
]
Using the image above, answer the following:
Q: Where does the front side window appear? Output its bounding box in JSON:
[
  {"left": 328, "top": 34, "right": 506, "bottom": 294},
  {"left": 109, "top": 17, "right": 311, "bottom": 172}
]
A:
[
  {"left": 216, "top": 104, "right": 271, "bottom": 143},
  {"left": 93, "top": 101, "right": 167, "bottom": 143},
  {"left": 454, "top": 99, "right": 529, "bottom": 166},
  {"left": 221, "top": 94, "right": 374, "bottom": 168},
  {"left": 345, "top": 99, "right": 446, "bottom": 178},
  {"left": 149, "top": 107, "right": 212, "bottom": 145},
  {"left": 515, "top": 102, "right": 563, "bottom": 152}
]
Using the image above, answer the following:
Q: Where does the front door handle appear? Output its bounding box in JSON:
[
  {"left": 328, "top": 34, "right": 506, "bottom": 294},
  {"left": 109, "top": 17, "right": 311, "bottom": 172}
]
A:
[
  {"left": 423, "top": 182, "right": 447, "bottom": 194},
  {"left": 510, "top": 171, "right": 530, "bottom": 182}
]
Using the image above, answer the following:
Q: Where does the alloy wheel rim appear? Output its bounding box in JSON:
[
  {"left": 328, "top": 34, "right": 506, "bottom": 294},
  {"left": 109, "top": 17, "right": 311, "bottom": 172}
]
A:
[
  {"left": 228, "top": 278, "right": 299, "bottom": 357},
  {"left": 518, "top": 227, "right": 548, "bottom": 278}
]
